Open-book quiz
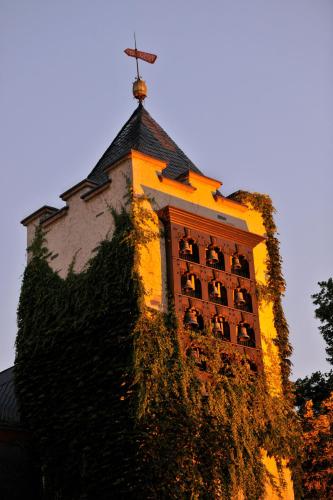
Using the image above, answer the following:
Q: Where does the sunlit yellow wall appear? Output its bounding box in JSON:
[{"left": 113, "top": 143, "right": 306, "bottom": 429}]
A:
[
  {"left": 262, "top": 452, "right": 294, "bottom": 500},
  {"left": 131, "top": 150, "right": 294, "bottom": 499},
  {"left": 131, "top": 151, "right": 283, "bottom": 394},
  {"left": 239, "top": 207, "right": 285, "bottom": 397}
]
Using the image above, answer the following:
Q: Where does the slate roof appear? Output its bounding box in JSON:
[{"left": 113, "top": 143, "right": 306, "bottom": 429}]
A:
[
  {"left": 88, "top": 103, "right": 203, "bottom": 183},
  {"left": 0, "top": 367, "right": 20, "bottom": 425}
]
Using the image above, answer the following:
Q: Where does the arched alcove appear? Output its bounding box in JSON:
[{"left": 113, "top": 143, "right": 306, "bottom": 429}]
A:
[
  {"left": 179, "top": 238, "right": 199, "bottom": 263},
  {"left": 208, "top": 281, "right": 227, "bottom": 305},
  {"left": 181, "top": 273, "right": 202, "bottom": 299}
]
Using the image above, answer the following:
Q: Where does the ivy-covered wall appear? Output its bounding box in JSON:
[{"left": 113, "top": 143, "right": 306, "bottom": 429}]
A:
[
  {"left": 228, "top": 191, "right": 293, "bottom": 398},
  {"left": 15, "top": 191, "right": 300, "bottom": 499}
]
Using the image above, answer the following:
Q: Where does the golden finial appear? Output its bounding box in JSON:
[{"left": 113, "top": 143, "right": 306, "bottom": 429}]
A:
[{"left": 124, "top": 34, "right": 157, "bottom": 102}]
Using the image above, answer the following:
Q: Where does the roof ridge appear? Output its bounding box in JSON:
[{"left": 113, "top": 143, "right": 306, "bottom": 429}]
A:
[
  {"left": 88, "top": 104, "right": 143, "bottom": 182},
  {"left": 132, "top": 103, "right": 145, "bottom": 150},
  {"left": 106, "top": 103, "right": 143, "bottom": 151}
]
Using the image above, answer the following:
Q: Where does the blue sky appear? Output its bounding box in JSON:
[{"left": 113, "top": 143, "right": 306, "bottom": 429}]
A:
[{"left": 1, "top": 0, "right": 332, "bottom": 378}]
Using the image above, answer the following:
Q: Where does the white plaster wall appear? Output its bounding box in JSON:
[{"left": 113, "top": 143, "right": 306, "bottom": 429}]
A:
[{"left": 26, "top": 160, "right": 131, "bottom": 278}]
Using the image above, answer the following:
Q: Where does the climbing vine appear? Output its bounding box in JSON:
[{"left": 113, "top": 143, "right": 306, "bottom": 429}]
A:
[
  {"left": 15, "top": 188, "right": 300, "bottom": 499},
  {"left": 228, "top": 191, "right": 293, "bottom": 397}
]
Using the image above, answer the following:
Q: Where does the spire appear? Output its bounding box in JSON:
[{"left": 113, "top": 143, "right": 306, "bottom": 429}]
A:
[
  {"left": 124, "top": 35, "right": 157, "bottom": 103},
  {"left": 87, "top": 42, "right": 200, "bottom": 183}
]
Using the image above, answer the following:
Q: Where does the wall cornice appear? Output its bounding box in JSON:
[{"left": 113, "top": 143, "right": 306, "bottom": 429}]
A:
[{"left": 158, "top": 205, "right": 265, "bottom": 248}]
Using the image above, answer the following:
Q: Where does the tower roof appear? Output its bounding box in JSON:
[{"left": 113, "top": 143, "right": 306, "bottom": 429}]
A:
[
  {"left": 88, "top": 103, "right": 202, "bottom": 183},
  {"left": 0, "top": 367, "right": 20, "bottom": 425}
]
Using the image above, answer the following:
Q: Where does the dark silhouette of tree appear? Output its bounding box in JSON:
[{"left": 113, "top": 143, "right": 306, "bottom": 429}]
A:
[
  {"left": 312, "top": 278, "right": 333, "bottom": 365},
  {"left": 295, "top": 371, "right": 333, "bottom": 414}
]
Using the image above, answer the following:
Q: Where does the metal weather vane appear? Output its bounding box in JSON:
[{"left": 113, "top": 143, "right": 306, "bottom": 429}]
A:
[{"left": 124, "top": 34, "right": 157, "bottom": 102}]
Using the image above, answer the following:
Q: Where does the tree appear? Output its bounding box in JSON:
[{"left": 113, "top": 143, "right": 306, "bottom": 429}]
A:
[
  {"left": 295, "top": 278, "right": 333, "bottom": 413},
  {"left": 295, "top": 371, "right": 333, "bottom": 414},
  {"left": 301, "top": 393, "right": 333, "bottom": 498},
  {"left": 312, "top": 278, "right": 333, "bottom": 365},
  {"left": 294, "top": 278, "right": 333, "bottom": 498}
]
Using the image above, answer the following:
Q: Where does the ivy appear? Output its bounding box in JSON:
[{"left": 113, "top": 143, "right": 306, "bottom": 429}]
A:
[
  {"left": 15, "top": 189, "right": 300, "bottom": 499},
  {"left": 228, "top": 190, "right": 303, "bottom": 497},
  {"left": 228, "top": 191, "right": 292, "bottom": 397}
]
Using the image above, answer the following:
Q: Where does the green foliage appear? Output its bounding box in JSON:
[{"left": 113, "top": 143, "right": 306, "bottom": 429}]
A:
[
  {"left": 16, "top": 206, "right": 143, "bottom": 499},
  {"left": 312, "top": 278, "right": 333, "bottom": 365},
  {"left": 294, "top": 280, "right": 333, "bottom": 499},
  {"left": 134, "top": 315, "right": 298, "bottom": 499},
  {"left": 295, "top": 371, "right": 333, "bottom": 414},
  {"left": 15, "top": 191, "right": 300, "bottom": 499},
  {"left": 300, "top": 393, "right": 333, "bottom": 499},
  {"left": 228, "top": 191, "right": 303, "bottom": 497}
]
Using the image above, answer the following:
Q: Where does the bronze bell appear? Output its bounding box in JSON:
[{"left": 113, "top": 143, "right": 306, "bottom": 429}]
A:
[
  {"left": 207, "top": 246, "right": 219, "bottom": 264},
  {"left": 184, "top": 308, "right": 199, "bottom": 327},
  {"left": 238, "top": 323, "right": 250, "bottom": 341},
  {"left": 232, "top": 254, "right": 242, "bottom": 270},
  {"left": 211, "top": 281, "right": 221, "bottom": 298},
  {"left": 184, "top": 275, "right": 195, "bottom": 292},
  {"left": 180, "top": 239, "right": 192, "bottom": 255},
  {"left": 235, "top": 288, "right": 246, "bottom": 306},
  {"left": 212, "top": 315, "right": 224, "bottom": 334}
]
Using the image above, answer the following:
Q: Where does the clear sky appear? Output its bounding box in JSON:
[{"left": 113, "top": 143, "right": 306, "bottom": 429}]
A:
[{"left": 1, "top": 0, "right": 332, "bottom": 379}]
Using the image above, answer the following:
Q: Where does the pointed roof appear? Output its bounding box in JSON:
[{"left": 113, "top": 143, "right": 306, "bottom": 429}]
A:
[{"left": 88, "top": 103, "right": 202, "bottom": 183}]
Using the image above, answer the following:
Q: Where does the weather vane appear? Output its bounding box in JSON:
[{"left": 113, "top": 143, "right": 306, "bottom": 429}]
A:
[{"left": 124, "top": 34, "right": 157, "bottom": 102}]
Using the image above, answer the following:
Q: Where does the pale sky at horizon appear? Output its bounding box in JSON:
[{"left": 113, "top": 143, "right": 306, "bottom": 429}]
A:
[{"left": 1, "top": 0, "right": 332, "bottom": 379}]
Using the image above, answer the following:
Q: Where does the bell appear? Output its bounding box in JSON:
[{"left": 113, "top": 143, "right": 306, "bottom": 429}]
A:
[
  {"left": 183, "top": 275, "right": 195, "bottom": 292},
  {"left": 212, "top": 316, "right": 224, "bottom": 335},
  {"left": 184, "top": 308, "right": 199, "bottom": 327},
  {"left": 235, "top": 289, "right": 246, "bottom": 306},
  {"left": 232, "top": 254, "right": 242, "bottom": 270},
  {"left": 238, "top": 323, "right": 250, "bottom": 341},
  {"left": 180, "top": 239, "right": 192, "bottom": 255},
  {"left": 207, "top": 247, "right": 219, "bottom": 264},
  {"left": 210, "top": 281, "right": 221, "bottom": 298}
]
